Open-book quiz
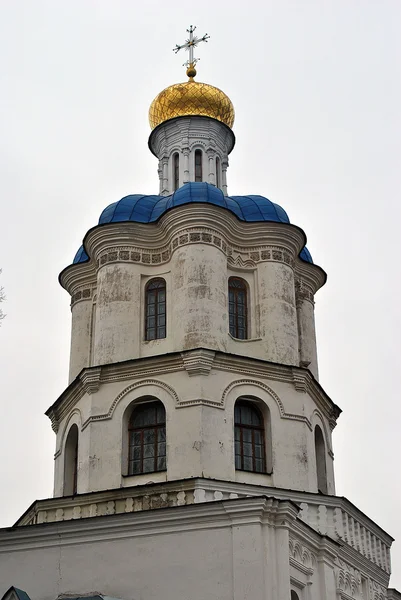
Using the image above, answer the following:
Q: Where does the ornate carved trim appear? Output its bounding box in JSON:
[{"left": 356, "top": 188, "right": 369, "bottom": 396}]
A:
[
  {"left": 334, "top": 558, "right": 362, "bottom": 599},
  {"left": 289, "top": 537, "right": 316, "bottom": 574},
  {"left": 71, "top": 285, "right": 96, "bottom": 307},
  {"left": 369, "top": 580, "right": 388, "bottom": 600},
  {"left": 221, "top": 379, "right": 312, "bottom": 429},
  {"left": 93, "top": 228, "right": 296, "bottom": 274},
  {"left": 295, "top": 278, "right": 315, "bottom": 306},
  {"left": 176, "top": 398, "right": 224, "bottom": 409},
  {"left": 81, "top": 379, "right": 179, "bottom": 431}
]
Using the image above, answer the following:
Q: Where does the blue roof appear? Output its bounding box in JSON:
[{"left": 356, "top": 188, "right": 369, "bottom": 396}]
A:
[{"left": 73, "top": 182, "right": 312, "bottom": 264}]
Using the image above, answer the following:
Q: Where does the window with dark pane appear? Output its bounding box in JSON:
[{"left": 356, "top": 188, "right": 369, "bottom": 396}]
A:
[
  {"left": 234, "top": 401, "right": 266, "bottom": 473},
  {"left": 145, "top": 278, "right": 166, "bottom": 341},
  {"left": 128, "top": 402, "right": 166, "bottom": 475},
  {"left": 173, "top": 152, "right": 179, "bottom": 191},
  {"left": 216, "top": 156, "right": 220, "bottom": 188},
  {"left": 194, "top": 149, "right": 203, "bottom": 182},
  {"left": 228, "top": 277, "right": 248, "bottom": 339}
]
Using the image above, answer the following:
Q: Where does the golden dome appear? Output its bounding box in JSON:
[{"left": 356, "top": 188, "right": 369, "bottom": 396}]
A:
[{"left": 149, "top": 75, "right": 235, "bottom": 130}]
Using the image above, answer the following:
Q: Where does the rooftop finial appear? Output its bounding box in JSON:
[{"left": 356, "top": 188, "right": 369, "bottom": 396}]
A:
[{"left": 173, "top": 25, "right": 210, "bottom": 80}]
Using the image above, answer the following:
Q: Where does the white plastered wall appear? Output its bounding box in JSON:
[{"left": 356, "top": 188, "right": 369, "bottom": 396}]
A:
[{"left": 53, "top": 366, "right": 335, "bottom": 497}]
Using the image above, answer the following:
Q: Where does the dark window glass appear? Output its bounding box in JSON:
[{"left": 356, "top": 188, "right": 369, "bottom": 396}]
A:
[
  {"left": 145, "top": 278, "right": 166, "bottom": 340},
  {"left": 128, "top": 402, "right": 166, "bottom": 475},
  {"left": 291, "top": 592, "right": 300, "bottom": 600},
  {"left": 173, "top": 153, "right": 179, "bottom": 191},
  {"left": 195, "top": 149, "right": 202, "bottom": 182},
  {"left": 228, "top": 277, "right": 248, "bottom": 339},
  {"left": 234, "top": 401, "right": 266, "bottom": 473},
  {"left": 216, "top": 156, "right": 220, "bottom": 188}
]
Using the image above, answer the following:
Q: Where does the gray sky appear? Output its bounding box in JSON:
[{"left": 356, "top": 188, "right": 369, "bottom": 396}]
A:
[{"left": 0, "top": 0, "right": 400, "bottom": 588}]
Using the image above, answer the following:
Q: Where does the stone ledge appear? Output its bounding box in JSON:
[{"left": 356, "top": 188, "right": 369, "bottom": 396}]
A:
[{"left": 13, "top": 477, "right": 392, "bottom": 577}]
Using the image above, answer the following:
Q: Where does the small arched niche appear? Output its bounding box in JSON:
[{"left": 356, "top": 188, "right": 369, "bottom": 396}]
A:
[
  {"left": 314, "top": 424, "right": 328, "bottom": 494},
  {"left": 234, "top": 396, "right": 272, "bottom": 474},
  {"left": 63, "top": 424, "right": 78, "bottom": 496},
  {"left": 291, "top": 591, "right": 300, "bottom": 600}
]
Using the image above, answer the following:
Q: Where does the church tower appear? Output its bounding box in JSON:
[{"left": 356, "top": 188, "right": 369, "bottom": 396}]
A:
[{"left": 0, "top": 27, "right": 399, "bottom": 600}]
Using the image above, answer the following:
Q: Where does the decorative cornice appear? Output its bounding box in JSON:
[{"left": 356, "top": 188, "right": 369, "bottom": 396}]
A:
[
  {"left": 181, "top": 348, "right": 215, "bottom": 376},
  {"left": 59, "top": 204, "right": 325, "bottom": 295},
  {"left": 46, "top": 350, "right": 341, "bottom": 437},
  {"left": 79, "top": 367, "right": 102, "bottom": 395}
]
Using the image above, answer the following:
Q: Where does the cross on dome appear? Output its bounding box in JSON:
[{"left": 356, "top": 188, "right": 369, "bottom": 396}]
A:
[{"left": 173, "top": 25, "right": 210, "bottom": 79}]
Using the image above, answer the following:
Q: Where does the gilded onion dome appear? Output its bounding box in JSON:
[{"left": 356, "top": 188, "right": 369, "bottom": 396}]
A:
[{"left": 149, "top": 67, "right": 235, "bottom": 130}]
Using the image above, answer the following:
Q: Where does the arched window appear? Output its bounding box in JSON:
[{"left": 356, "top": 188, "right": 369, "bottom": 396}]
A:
[
  {"left": 173, "top": 152, "right": 179, "bottom": 191},
  {"left": 63, "top": 424, "right": 78, "bottom": 495},
  {"left": 291, "top": 591, "right": 300, "bottom": 600},
  {"left": 315, "top": 425, "right": 328, "bottom": 494},
  {"left": 229, "top": 277, "right": 248, "bottom": 339},
  {"left": 235, "top": 401, "right": 266, "bottom": 473},
  {"left": 128, "top": 401, "right": 166, "bottom": 475},
  {"left": 194, "top": 149, "right": 203, "bottom": 182},
  {"left": 216, "top": 156, "right": 220, "bottom": 188},
  {"left": 145, "top": 278, "right": 166, "bottom": 341}
]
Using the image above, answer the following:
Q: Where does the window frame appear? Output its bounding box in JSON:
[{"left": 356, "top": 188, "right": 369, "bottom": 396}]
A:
[
  {"left": 228, "top": 276, "right": 249, "bottom": 339},
  {"left": 128, "top": 401, "right": 167, "bottom": 476},
  {"left": 216, "top": 156, "right": 220, "bottom": 188},
  {"left": 173, "top": 152, "right": 179, "bottom": 191},
  {"left": 145, "top": 278, "right": 167, "bottom": 341},
  {"left": 63, "top": 424, "right": 79, "bottom": 496},
  {"left": 314, "top": 424, "right": 328, "bottom": 494},
  {"left": 234, "top": 400, "right": 267, "bottom": 473},
  {"left": 194, "top": 149, "right": 203, "bottom": 182}
]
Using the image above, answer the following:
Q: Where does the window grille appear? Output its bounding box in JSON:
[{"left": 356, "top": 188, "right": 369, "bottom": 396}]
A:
[
  {"left": 128, "top": 402, "right": 166, "bottom": 475},
  {"left": 228, "top": 277, "right": 248, "bottom": 339},
  {"left": 195, "top": 149, "right": 203, "bottom": 182},
  {"left": 216, "top": 156, "right": 220, "bottom": 188},
  {"left": 173, "top": 153, "right": 179, "bottom": 191},
  {"left": 234, "top": 401, "right": 266, "bottom": 473},
  {"left": 145, "top": 278, "right": 166, "bottom": 340}
]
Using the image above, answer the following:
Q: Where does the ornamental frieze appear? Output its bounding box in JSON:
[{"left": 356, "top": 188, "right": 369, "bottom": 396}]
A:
[
  {"left": 295, "top": 279, "right": 315, "bottom": 304},
  {"left": 70, "top": 286, "right": 95, "bottom": 306},
  {"left": 94, "top": 227, "right": 296, "bottom": 273}
]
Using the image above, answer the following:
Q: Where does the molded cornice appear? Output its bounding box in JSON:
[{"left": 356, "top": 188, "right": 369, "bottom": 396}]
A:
[
  {"left": 59, "top": 203, "right": 326, "bottom": 295},
  {"left": 45, "top": 349, "right": 341, "bottom": 434}
]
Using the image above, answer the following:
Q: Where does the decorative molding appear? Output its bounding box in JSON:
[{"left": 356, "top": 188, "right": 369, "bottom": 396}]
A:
[
  {"left": 289, "top": 537, "right": 316, "bottom": 574},
  {"left": 176, "top": 398, "right": 224, "bottom": 409},
  {"left": 181, "top": 349, "right": 215, "bottom": 376},
  {"left": 71, "top": 285, "right": 96, "bottom": 307},
  {"left": 295, "top": 278, "right": 315, "bottom": 306},
  {"left": 81, "top": 379, "right": 179, "bottom": 431},
  {"left": 46, "top": 351, "right": 341, "bottom": 440},
  {"left": 227, "top": 254, "right": 257, "bottom": 269},
  {"left": 292, "top": 368, "right": 309, "bottom": 392},
  {"left": 335, "top": 558, "right": 362, "bottom": 599},
  {"left": 220, "top": 379, "right": 313, "bottom": 430},
  {"left": 84, "top": 227, "right": 301, "bottom": 278},
  {"left": 79, "top": 367, "right": 101, "bottom": 395},
  {"left": 369, "top": 580, "right": 388, "bottom": 600}
]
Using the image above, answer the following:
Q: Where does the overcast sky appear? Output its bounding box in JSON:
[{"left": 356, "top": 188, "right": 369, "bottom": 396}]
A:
[{"left": 0, "top": 0, "right": 400, "bottom": 589}]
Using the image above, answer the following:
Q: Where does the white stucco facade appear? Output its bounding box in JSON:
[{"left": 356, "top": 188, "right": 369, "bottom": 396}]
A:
[{"left": 1, "top": 57, "right": 399, "bottom": 600}]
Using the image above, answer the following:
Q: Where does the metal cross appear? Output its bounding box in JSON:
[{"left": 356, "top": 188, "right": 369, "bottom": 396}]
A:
[{"left": 173, "top": 25, "right": 210, "bottom": 68}]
